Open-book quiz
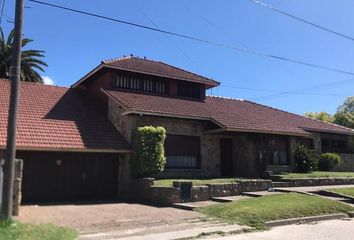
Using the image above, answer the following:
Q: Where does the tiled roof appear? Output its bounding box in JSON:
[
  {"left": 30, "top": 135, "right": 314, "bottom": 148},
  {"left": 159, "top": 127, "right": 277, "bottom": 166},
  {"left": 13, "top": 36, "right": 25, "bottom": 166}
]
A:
[
  {"left": 0, "top": 79, "right": 130, "bottom": 151},
  {"left": 101, "top": 56, "right": 219, "bottom": 87},
  {"left": 104, "top": 90, "right": 354, "bottom": 136}
]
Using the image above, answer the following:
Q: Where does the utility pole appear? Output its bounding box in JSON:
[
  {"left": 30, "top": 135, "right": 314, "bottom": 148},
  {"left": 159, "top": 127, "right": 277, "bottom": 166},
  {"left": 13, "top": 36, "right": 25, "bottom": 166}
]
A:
[{"left": 1, "top": 0, "right": 24, "bottom": 219}]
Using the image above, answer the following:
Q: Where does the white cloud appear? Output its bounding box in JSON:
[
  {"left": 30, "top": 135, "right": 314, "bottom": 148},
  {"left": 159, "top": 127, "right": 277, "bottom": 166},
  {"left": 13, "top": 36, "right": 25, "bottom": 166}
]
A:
[{"left": 42, "top": 76, "right": 55, "bottom": 85}]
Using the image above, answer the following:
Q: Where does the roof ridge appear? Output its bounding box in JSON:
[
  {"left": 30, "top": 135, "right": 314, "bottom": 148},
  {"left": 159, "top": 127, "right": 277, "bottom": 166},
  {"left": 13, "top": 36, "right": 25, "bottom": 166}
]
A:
[
  {"left": 207, "top": 95, "right": 244, "bottom": 101},
  {"left": 245, "top": 99, "right": 354, "bottom": 132},
  {"left": 102, "top": 55, "right": 219, "bottom": 84},
  {"left": 102, "top": 55, "right": 133, "bottom": 64},
  {"left": 0, "top": 78, "right": 69, "bottom": 90}
]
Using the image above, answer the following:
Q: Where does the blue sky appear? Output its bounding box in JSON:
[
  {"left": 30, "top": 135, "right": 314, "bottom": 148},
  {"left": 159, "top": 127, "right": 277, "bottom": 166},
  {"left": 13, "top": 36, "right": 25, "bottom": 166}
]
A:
[{"left": 2, "top": 0, "right": 354, "bottom": 115}]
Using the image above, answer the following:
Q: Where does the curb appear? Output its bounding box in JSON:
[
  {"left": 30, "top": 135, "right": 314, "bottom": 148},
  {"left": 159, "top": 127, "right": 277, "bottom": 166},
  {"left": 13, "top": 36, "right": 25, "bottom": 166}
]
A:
[
  {"left": 321, "top": 190, "right": 354, "bottom": 202},
  {"left": 265, "top": 213, "right": 347, "bottom": 228}
]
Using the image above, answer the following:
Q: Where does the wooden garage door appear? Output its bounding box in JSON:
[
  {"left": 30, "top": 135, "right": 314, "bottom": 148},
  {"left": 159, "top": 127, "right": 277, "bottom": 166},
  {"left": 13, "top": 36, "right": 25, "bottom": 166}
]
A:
[{"left": 19, "top": 151, "right": 119, "bottom": 203}]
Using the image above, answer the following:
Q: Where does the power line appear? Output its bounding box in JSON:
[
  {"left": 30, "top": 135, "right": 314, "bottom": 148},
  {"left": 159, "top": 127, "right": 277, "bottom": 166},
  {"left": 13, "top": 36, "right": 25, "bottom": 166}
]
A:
[
  {"left": 248, "top": 0, "right": 354, "bottom": 42},
  {"left": 28, "top": 0, "right": 354, "bottom": 76},
  {"left": 250, "top": 77, "right": 354, "bottom": 101},
  {"left": 136, "top": 2, "right": 202, "bottom": 71},
  {"left": 220, "top": 84, "right": 348, "bottom": 97}
]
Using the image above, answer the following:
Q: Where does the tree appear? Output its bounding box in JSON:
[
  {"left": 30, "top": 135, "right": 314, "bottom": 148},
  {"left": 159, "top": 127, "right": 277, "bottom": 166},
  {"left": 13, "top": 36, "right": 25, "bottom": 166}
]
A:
[
  {"left": 333, "top": 96, "right": 354, "bottom": 129},
  {"left": 0, "top": 28, "right": 47, "bottom": 83},
  {"left": 333, "top": 111, "right": 354, "bottom": 129},
  {"left": 304, "top": 112, "right": 333, "bottom": 123},
  {"left": 304, "top": 97, "right": 354, "bottom": 129},
  {"left": 337, "top": 96, "right": 354, "bottom": 114}
]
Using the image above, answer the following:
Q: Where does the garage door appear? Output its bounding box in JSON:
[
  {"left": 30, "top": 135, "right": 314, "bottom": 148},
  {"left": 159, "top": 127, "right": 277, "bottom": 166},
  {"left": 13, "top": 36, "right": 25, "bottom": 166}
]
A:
[{"left": 19, "top": 151, "right": 119, "bottom": 203}]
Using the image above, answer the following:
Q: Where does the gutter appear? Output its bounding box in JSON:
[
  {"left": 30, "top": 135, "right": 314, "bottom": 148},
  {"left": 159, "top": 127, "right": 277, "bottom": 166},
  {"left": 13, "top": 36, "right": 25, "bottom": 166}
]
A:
[{"left": 0, "top": 146, "right": 131, "bottom": 153}]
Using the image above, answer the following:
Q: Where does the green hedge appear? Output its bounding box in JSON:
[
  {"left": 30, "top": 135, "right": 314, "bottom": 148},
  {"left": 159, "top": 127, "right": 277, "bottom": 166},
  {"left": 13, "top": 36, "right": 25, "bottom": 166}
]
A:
[
  {"left": 318, "top": 153, "right": 341, "bottom": 171},
  {"left": 133, "top": 126, "right": 166, "bottom": 177}
]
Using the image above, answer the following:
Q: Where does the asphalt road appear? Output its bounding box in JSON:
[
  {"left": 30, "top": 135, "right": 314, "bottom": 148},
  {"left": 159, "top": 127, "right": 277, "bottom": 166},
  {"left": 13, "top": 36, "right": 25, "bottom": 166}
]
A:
[{"left": 210, "top": 219, "right": 354, "bottom": 240}]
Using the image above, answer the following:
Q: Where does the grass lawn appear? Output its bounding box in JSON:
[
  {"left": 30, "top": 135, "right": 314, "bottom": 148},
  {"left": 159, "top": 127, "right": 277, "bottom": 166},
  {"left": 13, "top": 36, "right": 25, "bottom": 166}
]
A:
[
  {"left": 197, "top": 193, "right": 353, "bottom": 230},
  {"left": 153, "top": 178, "right": 238, "bottom": 187},
  {"left": 278, "top": 171, "right": 354, "bottom": 179},
  {"left": 0, "top": 220, "right": 77, "bottom": 240},
  {"left": 329, "top": 188, "right": 354, "bottom": 198}
]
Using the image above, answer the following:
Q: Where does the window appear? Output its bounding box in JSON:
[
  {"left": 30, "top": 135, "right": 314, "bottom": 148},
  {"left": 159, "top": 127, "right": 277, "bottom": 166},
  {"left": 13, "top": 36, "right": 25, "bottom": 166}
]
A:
[
  {"left": 259, "top": 135, "right": 288, "bottom": 165},
  {"left": 177, "top": 82, "right": 201, "bottom": 99},
  {"left": 322, "top": 138, "right": 347, "bottom": 153},
  {"left": 116, "top": 75, "right": 167, "bottom": 94},
  {"left": 165, "top": 135, "right": 200, "bottom": 169}
]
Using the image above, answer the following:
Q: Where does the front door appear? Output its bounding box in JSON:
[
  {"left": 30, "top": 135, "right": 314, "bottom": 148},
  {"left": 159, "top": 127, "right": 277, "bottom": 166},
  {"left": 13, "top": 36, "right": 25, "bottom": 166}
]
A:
[{"left": 220, "top": 138, "right": 234, "bottom": 176}]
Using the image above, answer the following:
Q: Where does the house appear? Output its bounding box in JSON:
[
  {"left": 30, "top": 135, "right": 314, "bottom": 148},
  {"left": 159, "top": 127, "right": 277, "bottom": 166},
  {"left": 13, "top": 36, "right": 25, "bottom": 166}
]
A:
[{"left": 0, "top": 55, "right": 353, "bottom": 203}]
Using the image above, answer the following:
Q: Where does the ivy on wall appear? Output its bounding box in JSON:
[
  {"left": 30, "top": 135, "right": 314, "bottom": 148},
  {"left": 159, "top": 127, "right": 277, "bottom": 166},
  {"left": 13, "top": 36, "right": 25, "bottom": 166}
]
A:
[{"left": 133, "top": 126, "right": 166, "bottom": 177}]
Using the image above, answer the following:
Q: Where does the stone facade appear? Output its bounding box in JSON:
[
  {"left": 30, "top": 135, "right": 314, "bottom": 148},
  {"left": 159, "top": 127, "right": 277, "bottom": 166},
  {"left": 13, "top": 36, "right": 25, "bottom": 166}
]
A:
[
  {"left": 135, "top": 116, "right": 220, "bottom": 177},
  {"left": 107, "top": 98, "right": 302, "bottom": 178},
  {"left": 108, "top": 98, "right": 135, "bottom": 143},
  {"left": 108, "top": 100, "right": 221, "bottom": 177},
  {"left": 312, "top": 132, "right": 322, "bottom": 153},
  {"left": 107, "top": 98, "right": 354, "bottom": 179}
]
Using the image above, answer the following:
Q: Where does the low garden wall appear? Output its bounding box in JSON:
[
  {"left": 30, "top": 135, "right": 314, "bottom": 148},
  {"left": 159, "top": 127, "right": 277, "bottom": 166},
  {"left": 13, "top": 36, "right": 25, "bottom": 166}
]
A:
[
  {"left": 131, "top": 178, "right": 272, "bottom": 205},
  {"left": 276, "top": 178, "right": 354, "bottom": 188}
]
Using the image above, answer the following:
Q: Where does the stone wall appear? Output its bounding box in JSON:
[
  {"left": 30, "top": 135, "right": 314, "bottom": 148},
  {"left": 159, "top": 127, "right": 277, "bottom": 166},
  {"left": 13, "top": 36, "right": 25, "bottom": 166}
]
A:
[
  {"left": 107, "top": 97, "right": 135, "bottom": 143},
  {"left": 134, "top": 115, "right": 221, "bottom": 177},
  {"left": 277, "top": 177, "right": 354, "bottom": 187},
  {"left": 232, "top": 134, "right": 260, "bottom": 177},
  {"left": 130, "top": 178, "right": 181, "bottom": 205},
  {"left": 130, "top": 178, "right": 272, "bottom": 205}
]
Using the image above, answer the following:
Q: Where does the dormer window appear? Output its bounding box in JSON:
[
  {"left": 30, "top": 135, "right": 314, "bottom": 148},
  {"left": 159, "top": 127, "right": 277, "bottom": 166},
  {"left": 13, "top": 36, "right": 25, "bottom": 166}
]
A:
[
  {"left": 177, "top": 81, "right": 201, "bottom": 99},
  {"left": 116, "top": 75, "right": 167, "bottom": 94}
]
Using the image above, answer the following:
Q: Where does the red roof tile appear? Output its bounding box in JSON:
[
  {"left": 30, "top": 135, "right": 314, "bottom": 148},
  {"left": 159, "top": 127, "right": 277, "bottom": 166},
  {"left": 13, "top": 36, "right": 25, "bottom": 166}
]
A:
[
  {"left": 73, "top": 56, "right": 219, "bottom": 88},
  {"left": 104, "top": 90, "right": 354, "bottom": 136},
  {"left": 0, "top": 79, "right": 130, "bottom": 151}
]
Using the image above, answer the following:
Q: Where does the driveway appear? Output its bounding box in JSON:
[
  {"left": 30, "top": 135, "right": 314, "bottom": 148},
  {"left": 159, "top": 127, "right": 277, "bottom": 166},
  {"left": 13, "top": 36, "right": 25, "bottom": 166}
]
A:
[{"left": 16, "top": 203, "right": 201, "bottom": 234}]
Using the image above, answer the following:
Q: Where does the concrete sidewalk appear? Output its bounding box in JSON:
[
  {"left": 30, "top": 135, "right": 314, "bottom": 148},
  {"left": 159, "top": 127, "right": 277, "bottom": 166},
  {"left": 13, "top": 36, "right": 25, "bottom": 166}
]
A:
[{"left": 275, "top": 184, "right": 354, "bottom": 193}]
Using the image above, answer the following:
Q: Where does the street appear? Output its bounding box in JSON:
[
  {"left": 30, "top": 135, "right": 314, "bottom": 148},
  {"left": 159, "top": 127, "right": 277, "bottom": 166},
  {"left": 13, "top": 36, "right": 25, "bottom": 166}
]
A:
[{"left": 209, "top": 219, "right": 354, "bottom": 240}]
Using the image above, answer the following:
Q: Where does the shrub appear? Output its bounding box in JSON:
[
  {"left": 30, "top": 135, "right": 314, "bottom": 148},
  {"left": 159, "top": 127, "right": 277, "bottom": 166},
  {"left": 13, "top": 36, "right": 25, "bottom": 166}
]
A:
[
  {"left": 295, "top": 144, "right": 319, "bottom": 173},
  {"left": 318, "top": 153, "right": 341, "bottom": 171},
  {"left": 133, "top": 126, "right": 166, "bottom": 177}
]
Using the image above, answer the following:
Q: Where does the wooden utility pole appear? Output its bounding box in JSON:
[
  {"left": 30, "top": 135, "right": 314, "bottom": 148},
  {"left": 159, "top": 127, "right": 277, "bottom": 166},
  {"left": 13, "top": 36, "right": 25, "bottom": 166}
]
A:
[{"left": 1, "top": 0, "right": 24, "bottom": 219}]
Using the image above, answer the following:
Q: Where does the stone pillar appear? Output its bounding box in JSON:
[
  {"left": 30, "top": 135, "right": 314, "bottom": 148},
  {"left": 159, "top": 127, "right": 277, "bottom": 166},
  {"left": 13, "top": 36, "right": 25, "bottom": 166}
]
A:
[
  {"left": 289, "top": 136, "right": 297, "bottom": 166},
  {"left": 312, "top": 133, "right": 322, "bottom": 153},
  {"left": 0, "top": 152, "right": 23, "bottom": 216},
  {"left": 13, "top": 159, "right": 23, "bottom": 216}
]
